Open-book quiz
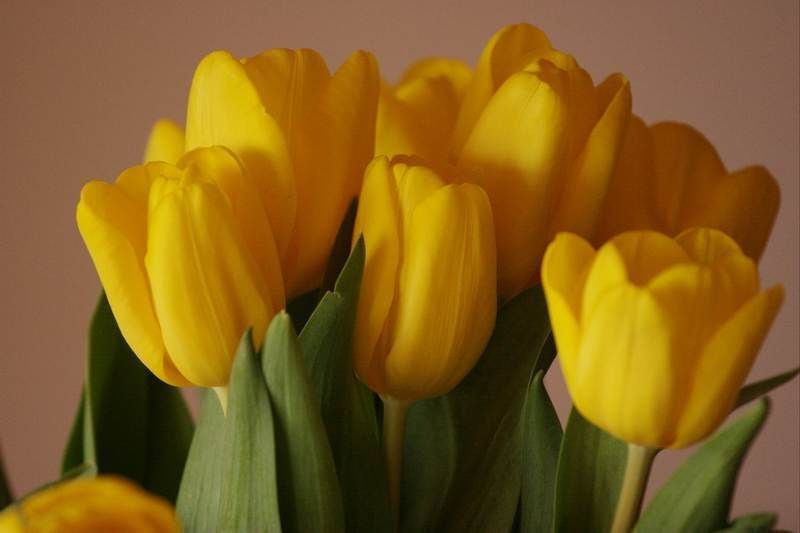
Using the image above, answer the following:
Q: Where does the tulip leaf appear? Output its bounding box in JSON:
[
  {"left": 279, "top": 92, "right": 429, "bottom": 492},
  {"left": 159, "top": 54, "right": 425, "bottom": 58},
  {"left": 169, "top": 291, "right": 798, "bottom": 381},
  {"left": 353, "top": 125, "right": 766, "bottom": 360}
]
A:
[
  {"left": 0, "top": 450, "right": 12, "bottom": 509},
  {"left": 520, "top": 370, "right": 562, "bottom": 533},
  {"left": 714, "top": 512, "right": 776, "bottom": 532},
  {"left": 299, "top": 238, "right": 391, "bottom": 533},
  {"left": 401, "top": 286, "right": 553, "bottom": 533},
  {"left": 61, "top": 293, "right": 193, "bottom": 502},
  {"left": 735, "top": 367, "right": 799, "bottom": 408},
  {"left": 261, "top": 313, "right": 345, "bottom": 533},
  {"left": 634, "top": 399, "right": 770, "bottom": 533},
  {"left": 552, "top": 408, "right": 628, "bottom": 533},
  {"left": 176, "top": 332, "right": 282, "bottom": 533},
  {"left": 319, "top": 199, "right": 358, "bottom": 295}
]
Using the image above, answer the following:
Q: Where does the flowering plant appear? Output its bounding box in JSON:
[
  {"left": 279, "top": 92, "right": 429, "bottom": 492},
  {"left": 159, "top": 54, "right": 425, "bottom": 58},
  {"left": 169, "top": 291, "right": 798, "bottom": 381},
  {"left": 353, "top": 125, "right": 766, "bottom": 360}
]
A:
[{"left": 0, "top": 23, "right": 795, "bottom": 533}]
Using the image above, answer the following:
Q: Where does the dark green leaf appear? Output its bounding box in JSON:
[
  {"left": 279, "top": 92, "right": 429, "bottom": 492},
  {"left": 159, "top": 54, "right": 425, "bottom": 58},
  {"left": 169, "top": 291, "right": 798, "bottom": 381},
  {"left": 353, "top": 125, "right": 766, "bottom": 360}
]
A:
[
  {"left": 520, "top": 370, "right": 562, "bottom": 533},
  {"left": 634, "top": 399, "right": 770, "bottom": 533},
  {"left": 553, "top": 408, "right": 628, "bottom": 533},
  {"left": 300, "top": 238, "right": 391, "bottom": 533},
  {"left": 262, "top": 313, "right": 345, "bottom": 533},
  {"left": 401, "top": 286, "right": 553, "bottom": 533},
  {"left": 61, "top": 293, "right": 193, "bottom": 502},
  {"left": 0, "top": 448, "right": 12, "bottom": 509},
  {"left": 715, "top": 512, "right": 777, "bottom": 532},
  {"left": 735, "top": 367, "right": 798, "bottom": 408},
  {"left": 286, "top": 290, "right": 320, "bottom": 333},
  {"left": 319, "top": 199, "right": 358, "bottom": 295}
]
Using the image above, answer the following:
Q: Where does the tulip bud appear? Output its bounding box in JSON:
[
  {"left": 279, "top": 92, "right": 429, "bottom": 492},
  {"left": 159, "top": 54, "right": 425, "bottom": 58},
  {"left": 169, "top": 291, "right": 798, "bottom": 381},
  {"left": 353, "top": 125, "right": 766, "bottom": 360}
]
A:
[
  {"left": 0, "top": 476, "right": 179, "bottom": 532},
  {"left": 77, "top": 147, "right": 284, "bottom": 387},
  {"left": 542, "top": 228, "right": 783, "bottom": 448},
  {"left": 143, "top": 119, "right": 184, "bottom": 164},
  {"left": 597, "top": 119, "right": 780, "bottom": 260},
  {"left": 185, "top": 47, "right": 380, "bottom": 297},
  {"left": 353, "top": 156, "right": 497, "bottom": 401}
]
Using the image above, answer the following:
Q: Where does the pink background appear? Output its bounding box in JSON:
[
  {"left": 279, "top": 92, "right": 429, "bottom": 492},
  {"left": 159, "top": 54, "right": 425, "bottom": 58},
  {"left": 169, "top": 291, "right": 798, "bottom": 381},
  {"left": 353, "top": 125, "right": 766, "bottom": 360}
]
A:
[{"left": 1, "top": 0, "right": 797, "bottom": 528}]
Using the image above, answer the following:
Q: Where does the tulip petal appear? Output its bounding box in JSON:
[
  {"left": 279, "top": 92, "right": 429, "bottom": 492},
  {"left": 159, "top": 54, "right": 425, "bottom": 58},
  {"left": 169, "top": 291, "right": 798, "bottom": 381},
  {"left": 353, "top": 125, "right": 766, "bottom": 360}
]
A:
[
  {"left": 650, "top": 122, "right": 727, "bottom": 233},
  {"left": 146, "top": 178, "right": 274, "bottom": 387},
  {"left": 384, "top": 184, "right": 497, "bottom": 400},
  {"left": 550, "top": 74, "right": 632, "bottom": 239},
  {"left": 185, "top": 50, "right": 296, "bottom": 258},
  {"left": 178, "top": 147, "right": 285, "bottom": 311},
  {"left": 683, "top": 165, "right": 780, "bottom": 261},
  {"left": 458, "top": 65, "right": 570, "bottom": 298},
  {"left": 143, "top": 119, "right": 185, "bottom": 164},
  {"left": 574, "top": 284, "right": 679, "bottom": 447},
  {"left": 77, "top": 181, "right": 189, "bottom": 386},
  {"left": 353, "top": 157, "right": 401, "bottom": 392},
  {"left": 284, "top": 50, "right": 380, "bottom": 296},
  {"left": 672, "top": 285, "right": 784, "bottom": 447},
  {"left": 399, "top": 57, "right": 473, "bottom": 100},
  {"left": 451, "top": 23, "right": 552, "bottom": 158},
  {"left": 391, "top": 160, "right": 447, "bottom": 238}
]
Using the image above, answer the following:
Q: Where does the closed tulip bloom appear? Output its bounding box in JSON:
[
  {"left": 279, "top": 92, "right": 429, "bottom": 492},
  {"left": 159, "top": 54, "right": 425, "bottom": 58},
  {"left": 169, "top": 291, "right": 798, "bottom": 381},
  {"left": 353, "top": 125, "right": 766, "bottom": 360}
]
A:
[
  {"left": 77, "top": 146, "right": 284, "bottom": 388},
  {"left": 143, "top": 119, "right": 185, "bottom": 164},
  {"left": 596, "top": 118, "right": 780, "bottom": 260},
  {"left": 0, "top": 476, "right": 180, "bottom": 533},
  {"left": 542, "top": 228, "right": 783, "bottom": 448},
  {"left": 353, "top": 156, "right": 497, "bottom": 401},
  {"left": 185, "top": 47, "right": 379, "bottom": 297}
]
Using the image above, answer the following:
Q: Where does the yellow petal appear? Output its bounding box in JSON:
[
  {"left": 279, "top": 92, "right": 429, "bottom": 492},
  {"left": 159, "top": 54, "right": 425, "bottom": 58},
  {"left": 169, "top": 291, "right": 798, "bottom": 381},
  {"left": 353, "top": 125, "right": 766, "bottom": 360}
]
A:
[
  {"left": 541, "top": 233, "right": 596, "bottom": 375},
  {"left": 683, "top": 165, "right": 780, "bottom": 260},
  {"left": 391, "top": 160, "right": 447, "bottom": 237},
  {"left": 178, "top": 146, "right": 285, "bottom": 311},
  {"left": 457, "top": 64, "right": 571, "bottom": 298},
  {"left": 399, "top": 57, "right": 472, "bottom": 100},
  {"left": 146, "top": 177, "right": 274, "bottom": 387},
  {"left": 451, "top": 23, "right": 552, "bottom": 158},
  {"left": 573, "top": 284, "right": 679, "bottom": 447},
  {"left": 353, "top": 156, "right": 401, "bottom": 393},
  {"left": 672, "top": 285, "right": 784, "bottom": 447},
  {"left": 76, "top": 180, "right": 189, "bottom": 386},
  {"left": 284, "top": 50, "right": 380, "bottom": 296},
  {"left": 550, "top": 74, "right": 632, "bottom": 239},
  {"left": 143, "top": 119, "right": 185, "bottom": 164},
  {"left": 185, "top": 50, "right": 296, "bottom": 258},
  {"left": 650, "top": 122, "right": 726, "bottom": 233},
  {"left": 384, "top": 184, "right": 497, "bottom": 400}
]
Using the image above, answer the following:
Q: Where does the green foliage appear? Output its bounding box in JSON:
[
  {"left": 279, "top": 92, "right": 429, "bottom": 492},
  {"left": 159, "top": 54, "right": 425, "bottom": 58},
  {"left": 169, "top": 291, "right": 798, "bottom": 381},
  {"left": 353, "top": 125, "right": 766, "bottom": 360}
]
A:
[
  {"left": 400, "top": 287, "right": 553, "bottom": 533},
  {"left": 634, "top": 399, "right": 770, "bottom": 533},
  {"left": 736, "top": 367, "right": 799, "bottom": 408},
  {"left": 715, "top": 512, "right": 777, "bottom": 532},
  {"left": 61, "top": 293, "right": 193, "bottom": 503}
]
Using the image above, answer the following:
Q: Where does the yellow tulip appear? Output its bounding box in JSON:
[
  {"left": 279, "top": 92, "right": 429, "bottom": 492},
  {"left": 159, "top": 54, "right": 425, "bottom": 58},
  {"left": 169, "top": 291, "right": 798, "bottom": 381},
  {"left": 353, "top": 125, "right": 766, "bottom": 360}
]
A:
[
  {"left": 596, "top": 118, "right": 780, "bottom": 260},
  {"left": 542, "top": 228, "right": 783, "bottom": 448},
  {"left": 353, "top": 156, "right": 497, "bottom": 401},
  {"left": 185, "top": 47, "right": 380, "bottom": 297},
  {"left": 0, "top": 476, "right": 180, "bottom": 533},
  {"left": 77, "top": 146, "right": 284, "bottom": 388},
  {"left": 143, "top": 119, "right": 185, "bottom": 164}
]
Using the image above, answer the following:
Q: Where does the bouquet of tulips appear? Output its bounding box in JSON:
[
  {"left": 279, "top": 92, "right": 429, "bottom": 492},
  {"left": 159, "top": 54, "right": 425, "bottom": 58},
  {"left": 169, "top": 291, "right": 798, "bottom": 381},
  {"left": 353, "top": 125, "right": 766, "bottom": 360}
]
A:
[{"left": 1, "top": 23, "right": 795, "bottom": 533}]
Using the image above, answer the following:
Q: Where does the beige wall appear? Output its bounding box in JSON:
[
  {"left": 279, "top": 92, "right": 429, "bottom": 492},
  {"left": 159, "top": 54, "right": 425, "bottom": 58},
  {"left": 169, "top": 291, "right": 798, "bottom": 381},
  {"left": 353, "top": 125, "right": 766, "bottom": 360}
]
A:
[{"left": 0, "top": 0, "right": 797, "bottom": 528}]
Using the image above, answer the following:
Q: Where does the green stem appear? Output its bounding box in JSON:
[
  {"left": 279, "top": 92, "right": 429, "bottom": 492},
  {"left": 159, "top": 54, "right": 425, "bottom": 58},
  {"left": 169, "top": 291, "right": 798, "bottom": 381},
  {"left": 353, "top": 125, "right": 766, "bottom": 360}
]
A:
[
  {"left": 382, "top": 396, "right": 411, "bottom": 532},
  {"left": 610, "top": 444, "right": 657, "bottom": 533}
]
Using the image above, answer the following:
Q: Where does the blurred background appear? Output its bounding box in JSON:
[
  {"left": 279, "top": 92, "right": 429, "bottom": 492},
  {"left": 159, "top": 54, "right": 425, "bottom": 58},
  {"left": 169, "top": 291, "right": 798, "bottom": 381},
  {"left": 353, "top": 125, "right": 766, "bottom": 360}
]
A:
[{"left": 0, "top": 0, "right": 797, "bottom": 528}]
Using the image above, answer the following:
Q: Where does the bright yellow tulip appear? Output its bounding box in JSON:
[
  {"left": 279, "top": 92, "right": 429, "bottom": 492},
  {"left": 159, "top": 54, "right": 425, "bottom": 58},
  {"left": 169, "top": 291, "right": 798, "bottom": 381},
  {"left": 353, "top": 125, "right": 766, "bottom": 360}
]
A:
[
  {"left": 353, "top": 156, "right": 497, "bottom": 401},
  {"left": 143, "top": 119, "right": 185, "bottom": 164},
  {"left": 185, "top": 48, "right": 380, "bottom": 297},
  {"left": 596, "top": 118, "right": 780, "bottom": 260},
  {"left": 0, "top": 476, "right": 180, "bottom": 533},
  {"left": 77, "top": 146, "right": 284, "bottom": 387},
  {"left": 542, "top": 228, "right": 783, "bottom": 448}
]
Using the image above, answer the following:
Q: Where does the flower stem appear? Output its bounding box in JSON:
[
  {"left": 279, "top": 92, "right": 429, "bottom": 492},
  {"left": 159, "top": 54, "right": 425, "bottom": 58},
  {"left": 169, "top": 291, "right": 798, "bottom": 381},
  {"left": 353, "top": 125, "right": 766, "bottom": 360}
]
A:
[
  {"left": 610, "top": 443, "right": 657, "bottom": 533},
  {"left": 382, "top": 396, "right": 410, "bottom": 531}
]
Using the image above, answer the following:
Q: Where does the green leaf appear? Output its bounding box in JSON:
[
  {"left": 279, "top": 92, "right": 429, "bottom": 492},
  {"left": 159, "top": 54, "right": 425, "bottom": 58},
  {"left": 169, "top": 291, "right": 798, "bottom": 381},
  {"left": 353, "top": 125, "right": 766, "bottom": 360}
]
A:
[
  {"left": 552, "top": 408, "right": 628, "bottom": 533},
  {"left": 735, "top": 367, "right": 799, "bottom": 408},
  {"left": 401, "top": 286, "right": 553, "bottom": 533},
  {"left": 634, "top": 399, "right": 770, "bottom": 533},
  {"left": 62, "top": 293, "right": 193, "bottom": 502},
  {"left": 0, "top": 448, "right": 12, "bottom": 509},
  {"left": 262, "top": 313, "right": 345, "bottom": 533},
  {"left": 520, "top": 370, "right": 563, "bottom": 533},
  {"left": 715, "top": 512, "right": 777, "bottom": 532},
  {"left": 176, "top": 333, "right": 282, "bottom": 533},
  {"left": 319, "top": 199, "right": 358, "bottom": 295},
  {"left": 299, "top": 238, "right": 391, "bottom": 533}
]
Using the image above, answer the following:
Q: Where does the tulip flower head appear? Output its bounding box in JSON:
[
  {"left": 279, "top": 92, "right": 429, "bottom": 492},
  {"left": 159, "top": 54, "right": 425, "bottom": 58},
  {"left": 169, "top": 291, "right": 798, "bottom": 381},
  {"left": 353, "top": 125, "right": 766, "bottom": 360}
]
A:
[
  {"left": 77, "top": 147, "right": 284, "bottom": 388},
  {"left": 542, "top": 228, "right": 783, "bottom": 448},
  {"left": 353, "top": 156, "right": 497, "bottom": 401},
  {"left": 0, "top": 476, "right": 180, "bottom": 533}
]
